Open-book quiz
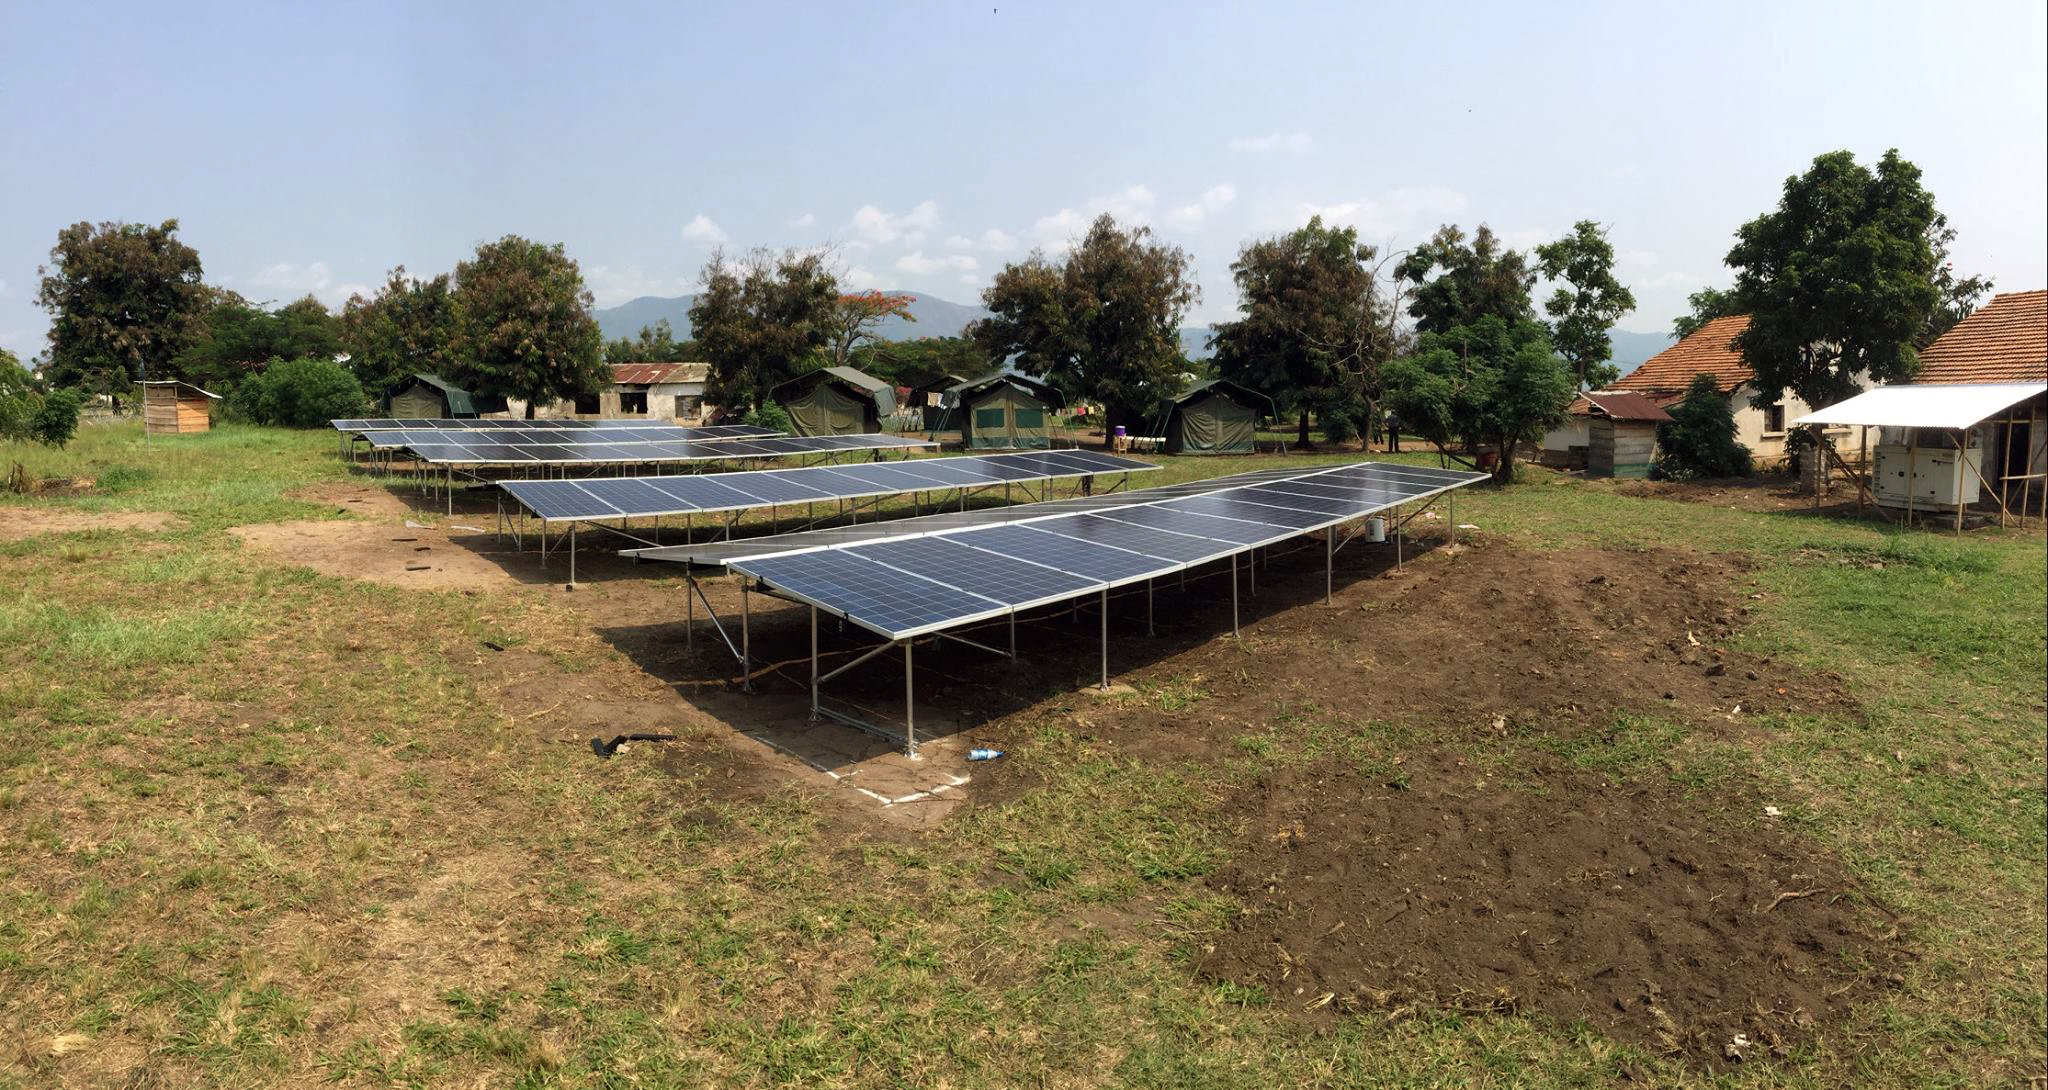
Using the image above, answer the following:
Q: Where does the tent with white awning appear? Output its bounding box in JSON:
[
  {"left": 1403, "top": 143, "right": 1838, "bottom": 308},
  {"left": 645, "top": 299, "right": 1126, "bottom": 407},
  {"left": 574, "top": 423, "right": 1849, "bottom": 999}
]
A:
[{"left": 1788, "top": 382, "right": 2046, "bottom": 430}]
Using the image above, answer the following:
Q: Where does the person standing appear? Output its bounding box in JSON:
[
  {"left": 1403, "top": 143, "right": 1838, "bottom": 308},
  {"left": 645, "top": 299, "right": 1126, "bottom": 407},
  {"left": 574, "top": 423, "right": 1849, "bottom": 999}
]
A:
[{"left": 1384, "top": 409, "right": 1401, "bottom": 453}]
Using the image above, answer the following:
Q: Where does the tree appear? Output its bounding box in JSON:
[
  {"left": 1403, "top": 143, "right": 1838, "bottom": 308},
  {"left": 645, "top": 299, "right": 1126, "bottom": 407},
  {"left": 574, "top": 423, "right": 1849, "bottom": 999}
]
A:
[
  {"left": 825, "top": 291, "right": 916, "bottom": 369},
  {"left": 0, "top": 349, "right": 37, "bottom": 442},
  {"left": 176, "top": 291, "right": 343, "bottom": 392},
  {"left": 1535, "top": 221, "right": 1636, "bottom": 389},
  {"left": 1395, "top": 224, "right": 1536, "bottom": 334},
  {"left": 1726, "top": 149, "right": 1944, "bottom": 412},
  {"left": 233, "top": 357, "right": 369, "bottom": 427},
  {"left": 970, "top": 214, "right": 1197, "bottom": 435},
  {"left": 850, "top": 336, "right": 992, "bottom": 390},
  {"left": 1211, "top": 216, "right": 1406, "bottom": 445},
  {"left": 1654, "top": 374, "right": 1753, "bottom": 480},
  {"left": 604, "top": 319, "right": 694, "bottom": 364},
  {"left": 1919, "top": 212, "right": 1995, "bottom": 348},
  {"left": 1671, "top": 285, "right": 1748, "bottom": 339},
  {"left": 35, "top": 219, "right": 207, "bottom": 399},
  {"left": 340, "top": 268, "right": 461, "bottom": 400},
  {"left": 1390, "top": 225, "right": 1572, "bottom": 483},
  {"left": 1382, "top": 317, "right": 1575, "bottom": 484},
  {"left": 448, "top": 238, "right": 607, "bottom": 418},
  {"left": 689, "top": 248, "right": 840, "bottom": 413},
  {"left": 30, "top": 389, "right": 84, "bottom": 448}
]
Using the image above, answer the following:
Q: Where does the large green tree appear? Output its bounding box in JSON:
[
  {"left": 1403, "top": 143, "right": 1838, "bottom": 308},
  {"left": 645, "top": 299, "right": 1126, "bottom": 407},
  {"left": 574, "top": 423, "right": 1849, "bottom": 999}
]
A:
[
  {"left": 35, "top": 219, "right": 208, "bottom": 399},
  {"left": 1210, "top": 216, "right": 1404, "bottom": 445},
  {"left": 1671, "top": 285, "right": 1748, "bottom": 339},
  {"left": 1389, "top": 224, "right": 1573, "bottom": 482},
  {"left": 1534, "top": 220, "right": 1636, "bottom": 389},
  {"left": 970, "top": 214, "right": 1196, "bottom": 434},
  {"left": 340, "top": 267, "right": 461, "bottom": 399},
  {"left": 176, "top": 291, "right": 342, "bottom": 391},
  {"left": 850, "top": 336, "right": 991, "bottom": 390},
  {"left": 447, "top": 237, "right": 607, "bottom": 418},
  {"left": 604, "top": 319, "right": 695, "bottom": 364},
  {"left": 1727, "top": 149, "right": 1945, "bottom": 410},
  {"left": 688, "top": 248, "right": 840, "bottom": 413},
  {"left": 825, "top": 291, "right": 916, "bottom": 369}
]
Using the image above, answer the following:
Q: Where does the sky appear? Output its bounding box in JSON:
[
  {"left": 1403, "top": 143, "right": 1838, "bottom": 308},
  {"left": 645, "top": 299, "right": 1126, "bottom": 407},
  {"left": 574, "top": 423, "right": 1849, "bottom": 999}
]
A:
[{"left": 2, "top": 0, "right": 2044, "bottom": 361}]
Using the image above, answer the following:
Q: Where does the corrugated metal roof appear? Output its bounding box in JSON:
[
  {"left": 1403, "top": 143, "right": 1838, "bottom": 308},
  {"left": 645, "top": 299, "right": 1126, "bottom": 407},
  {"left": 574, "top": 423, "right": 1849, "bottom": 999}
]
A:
[
  {"left": 611, "top": 362, "right": 708, "bottom": 385},
  {"left": 1578, "top": 390, "right": 1674, "bottom": 422},
  {"left": 1789, "top": 382, "right": 2046, "bottom": 430},
  {"left": 141, "top": 380, "right": 221, "bottom": 399}
]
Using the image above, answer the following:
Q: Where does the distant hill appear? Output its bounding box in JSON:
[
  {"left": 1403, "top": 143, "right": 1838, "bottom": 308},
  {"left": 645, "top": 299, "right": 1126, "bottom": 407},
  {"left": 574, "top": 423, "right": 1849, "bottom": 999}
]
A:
[{"left": 1609, "top": 328, "right": 1672, "bottom": 378}]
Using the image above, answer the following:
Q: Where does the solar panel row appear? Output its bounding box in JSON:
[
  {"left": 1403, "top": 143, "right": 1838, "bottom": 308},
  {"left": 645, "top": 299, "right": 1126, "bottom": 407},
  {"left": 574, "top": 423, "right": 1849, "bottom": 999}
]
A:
[
  {"left": 332, "top": 417, "right": 775, "bottom": 438},
  {"left": 622, "top": 463, "right": 1334, "bottom": 567},
  {"left": 395, "top": 432, "right": 935, "bottom": 466},
  {"left": 361, "top": 425, "right": 761, "bottom": 447},
  {"left": 729, "top": 462, "right": 1486, "bottom": 640},
  {"left": 501, "top": 450, "right": 1156, "bottom": 523}
]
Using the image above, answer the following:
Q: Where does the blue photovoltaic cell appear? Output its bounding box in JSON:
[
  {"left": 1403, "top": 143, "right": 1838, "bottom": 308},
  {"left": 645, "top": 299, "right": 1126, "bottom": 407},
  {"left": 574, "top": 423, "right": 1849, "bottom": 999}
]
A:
[
  {"left": 498, "top": 481, "right": 622, "bottom": 519},
  {"left": 953, "top": 524, "right": 1179, "bottom": 583},
  {"left": 1038, "top": 512, "right": 1241, "bottom": 561},
  {"left": 827, "top": 463, "right": 944, "bottom": 491},
  {"left": 707, "top": 472, "right": 840, "bottom": 505},
  {"left": 1230, "top": 486, "right": 1371, "bottom": 516},
  {"left": 1162, "top": 493, "right": 1332, "bottom": 530},
  {"left": 735, "top": 550, "right": 999, "bottom": 636},
  {"left": 576, "top": 477, "right": 692, "bottom": 514},
  {"left": 642, "top": 476, "right": 773, "bottom": 510},
  {"left": 1099, "top": 504, "right": 1287, "bottom": 545},
  {"left": 850, "top": 537, "right": 1099, "bottom": 606}
]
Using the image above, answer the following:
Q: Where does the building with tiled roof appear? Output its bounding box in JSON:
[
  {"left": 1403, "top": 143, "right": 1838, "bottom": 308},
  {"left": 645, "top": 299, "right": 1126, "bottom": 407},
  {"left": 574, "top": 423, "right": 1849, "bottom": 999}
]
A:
[
  {"left": 1914, "top": 290, "right": 2047, "bottom": 385},
  {"left": 1611, "top": 314, "right": 1755, "bottom": 394},
  {"left": 511, "top": 362, "right": 713, "bottom": 420}
]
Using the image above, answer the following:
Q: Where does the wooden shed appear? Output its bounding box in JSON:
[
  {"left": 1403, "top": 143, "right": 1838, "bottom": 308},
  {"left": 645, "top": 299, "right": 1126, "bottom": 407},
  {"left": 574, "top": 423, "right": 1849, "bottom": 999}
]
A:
[
  {"left": 142, "top": 380, "right": 221, "bottom": 435},
  {"left": 1580, "top": 390, "right": 1673, "bottom": 478}
]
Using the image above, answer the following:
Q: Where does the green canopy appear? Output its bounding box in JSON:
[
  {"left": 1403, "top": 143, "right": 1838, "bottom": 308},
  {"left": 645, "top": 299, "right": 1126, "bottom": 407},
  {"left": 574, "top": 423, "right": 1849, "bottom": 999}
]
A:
[
  {"left": 772, "top": 366, "right": 895, "bottom": 435},
  {"left": 953, "top": 372, "right": 1064, "bottom": 449},
  {"left": 387, "top": 374, "right": 506, "bottom": 418}
]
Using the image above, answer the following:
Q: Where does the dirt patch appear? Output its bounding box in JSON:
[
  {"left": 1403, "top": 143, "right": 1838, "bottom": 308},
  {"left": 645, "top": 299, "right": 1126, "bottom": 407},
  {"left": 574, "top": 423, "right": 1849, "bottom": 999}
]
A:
[
  {"left": 287, "top": 480, "right": 417, "bottom": 518},
  {"left": 1199, "top": 746, "right": 1902, "bottom": 1065},
  {"left": 230, "top": 519, "right": 521, "bottom": 591},
  {"left": 0, "top": 507, "right": 186, "bottom": 541}
]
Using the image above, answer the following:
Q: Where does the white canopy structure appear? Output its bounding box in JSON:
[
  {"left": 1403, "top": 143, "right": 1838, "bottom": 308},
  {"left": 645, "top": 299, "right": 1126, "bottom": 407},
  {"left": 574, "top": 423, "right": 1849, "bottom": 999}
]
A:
[{"left": 1791, "top": 382, "right": 2047, "bottom": 430}]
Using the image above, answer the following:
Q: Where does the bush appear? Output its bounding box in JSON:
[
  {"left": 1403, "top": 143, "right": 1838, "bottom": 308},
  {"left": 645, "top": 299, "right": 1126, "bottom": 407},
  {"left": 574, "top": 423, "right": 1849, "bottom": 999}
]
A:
[
  {"left": 30, "top": 389, "right": 83, "bottom": 448},
  {"left": 240, "top": 357, "right": 368, "bottom": 428},
  {"left": 743, "top": 402, "right": 793, "bottom": 434},
  {"left": 1653, "top": 373, "right": 1752, "bottom": 480}
]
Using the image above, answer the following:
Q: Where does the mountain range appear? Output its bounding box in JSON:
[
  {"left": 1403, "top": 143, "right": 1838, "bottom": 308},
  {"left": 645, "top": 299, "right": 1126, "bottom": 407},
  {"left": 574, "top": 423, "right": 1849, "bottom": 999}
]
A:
[{"left": 593, "top": 292, "right": 1672, "bottom": 376}]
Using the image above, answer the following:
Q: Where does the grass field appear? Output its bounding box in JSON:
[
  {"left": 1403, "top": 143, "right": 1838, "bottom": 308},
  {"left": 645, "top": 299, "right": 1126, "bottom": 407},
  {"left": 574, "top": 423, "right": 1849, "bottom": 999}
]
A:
[{"left": 1, "top": 421, "right": 2042, "bottom": 1089}]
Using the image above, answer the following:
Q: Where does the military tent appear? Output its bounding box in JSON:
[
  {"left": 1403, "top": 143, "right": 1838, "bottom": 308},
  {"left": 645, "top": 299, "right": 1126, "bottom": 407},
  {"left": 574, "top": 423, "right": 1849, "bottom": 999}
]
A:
[
  {"left": 954, "top": 372, "right": 1063, "bottom": 449},
  {"left": 772, "top": 366, "right": 895, "bottom": 435},
  {"left": 386, "top": 374, "right": 506, "bottom": 418},
  {"left": 1164, "top": 379, "right": 1270, "bottom": 454}
]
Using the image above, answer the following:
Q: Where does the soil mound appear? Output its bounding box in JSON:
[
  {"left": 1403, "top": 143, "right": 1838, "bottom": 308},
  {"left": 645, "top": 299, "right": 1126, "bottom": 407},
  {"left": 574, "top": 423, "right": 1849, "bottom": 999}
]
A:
[{"left": 1199, "top": 747, "right": 1901, "bottom": 1065}]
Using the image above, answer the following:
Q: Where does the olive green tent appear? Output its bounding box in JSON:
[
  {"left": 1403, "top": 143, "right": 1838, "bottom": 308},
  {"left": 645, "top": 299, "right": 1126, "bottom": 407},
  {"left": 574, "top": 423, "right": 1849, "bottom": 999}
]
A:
[
  {"left": 953, "top": 372, "right": 1063, "bottom": 449},
  {"left": 913, "top": 373, "right": 970, "bottom": 430},
  {"left": 1165, "top": 379, "right": 1271, "bottom": 454},
  {"left": 772, "top": 366, "right": 895, "bottom": 435},
  {"left": 386, "top": 374, "right": 507, "bottom": 418}
]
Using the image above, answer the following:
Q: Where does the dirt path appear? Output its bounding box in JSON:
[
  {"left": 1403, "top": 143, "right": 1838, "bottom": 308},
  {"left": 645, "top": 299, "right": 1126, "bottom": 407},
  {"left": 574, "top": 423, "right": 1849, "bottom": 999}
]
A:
[{"left": 0, "top": 507, "right": 186, "bottom": 541}]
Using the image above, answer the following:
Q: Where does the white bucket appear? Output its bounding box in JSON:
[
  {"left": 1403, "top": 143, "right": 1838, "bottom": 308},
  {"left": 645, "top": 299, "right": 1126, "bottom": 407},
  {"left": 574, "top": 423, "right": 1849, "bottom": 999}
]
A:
[{"left": 1364, "top": 516, "right": 1387, "bottom": 543}]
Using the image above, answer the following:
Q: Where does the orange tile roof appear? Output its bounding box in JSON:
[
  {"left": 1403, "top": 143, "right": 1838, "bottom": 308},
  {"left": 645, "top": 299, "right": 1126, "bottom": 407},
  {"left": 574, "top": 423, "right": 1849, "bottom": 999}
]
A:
[
  {"left": 1913, "top": 290, "right": 2047, "bottom": 384},
  {"left": 1611, "top": 314, "right": 1752, "bottom": 394},
  {"left": 610, "top": 362, "right": 708, "bottom": 385}
]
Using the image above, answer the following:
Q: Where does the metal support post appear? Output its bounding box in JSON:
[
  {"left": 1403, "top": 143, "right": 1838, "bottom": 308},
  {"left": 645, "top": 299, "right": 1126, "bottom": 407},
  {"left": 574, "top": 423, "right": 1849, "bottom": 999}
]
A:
[
  {"left": 685, "top": 572, "right": 694, "bottom": 646},
  {"left": 1326, "top": 530, "right": 1333, "bottom": 604},
  {"left": 740, "top": 581, "right": 753, "bottom": 693},
  {"left": 1146, "top": 579, "right": 1154, "bottom": 635},
  {"left": 903, "top": 641, "right": 916, "bottom": 756},
  {"left": 569, "top": 523, "right": 577, "bottom": 585},
  {"left": 1099, "top": 587, "right": 1109, "bottom": 690},
  {"left": 809, "top": 606, "right": 819, "bottom": 722},
  {"left": 1230, "top": 554, "right": 1240, "bottom": 637}
]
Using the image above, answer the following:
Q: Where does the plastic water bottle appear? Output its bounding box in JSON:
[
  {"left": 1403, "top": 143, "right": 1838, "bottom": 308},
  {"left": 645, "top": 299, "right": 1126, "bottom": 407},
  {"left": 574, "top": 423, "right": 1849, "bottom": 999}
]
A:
[{"left": 968, "top": 748, "right": 1005, "bottom": 761}]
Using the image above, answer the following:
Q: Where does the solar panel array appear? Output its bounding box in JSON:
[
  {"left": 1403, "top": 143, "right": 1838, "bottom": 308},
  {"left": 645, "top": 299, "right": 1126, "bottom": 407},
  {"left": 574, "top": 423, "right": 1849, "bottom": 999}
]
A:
[
  {"left": 501, "top": 450, "right": 1156, "bottom": 523},
  {"left": 332, "top": 417, "right": 775, "bottom": 437},
  {"left": 359, "top": 425, "right": 776, "bottom": 447},
  {"left": 725, "top": 462, "right": 1486, "bottom": 640},
  {"left": 380, "top": 432, "right": 936, "bottom": 466},
  {"left": 623, "top": 463, "right": 1338, "bottom": 568}
]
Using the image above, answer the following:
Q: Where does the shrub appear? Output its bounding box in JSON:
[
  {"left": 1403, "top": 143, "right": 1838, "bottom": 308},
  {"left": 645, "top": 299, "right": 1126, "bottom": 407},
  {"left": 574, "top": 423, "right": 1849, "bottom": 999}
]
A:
[
  {"left": 30, "top": 389, "right": 83, "bottom": 448},
  {"left": 242, "top": 357, "right": 368, "bottom": 428},
  {"left": 1653, "top": 373, "right": 1752, "bottom": 480},
  {"left": 743, "top": 402, "right": 793, "bottom": 434}
]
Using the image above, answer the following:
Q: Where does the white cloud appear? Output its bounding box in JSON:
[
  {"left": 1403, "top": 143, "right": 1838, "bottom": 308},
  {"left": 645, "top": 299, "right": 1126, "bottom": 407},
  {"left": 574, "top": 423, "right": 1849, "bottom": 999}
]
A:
[
  {"left": 584, "top": 265, "right": 695, "bottom": 306},
  {"left": 943, "top": 234, "right": 974, "bottom": 250},
  {"left": 1300, "top": 186, "right": 1469, "bottom": 241},
  {"left": 960, "top": 273, "right": 980, "bottom": 286},
  {"left": 1168, "top": 183, "right": 1238, "bottom": 227},
  {"left": 895, "top": 251, "right": 978, "bottom": 277},
  {"left": 1031, "top": 185, "right": 1157, "bottom": 250},
  {"left": 248, "top": 260, "right": 334, "bottom": 294},
  {"left": 0, "top": 279, "right": 8, "bottom": 297},
  {"left": 975, "top": 228, "right": 1019, "bottom": 252},
  {"left": 681, "top": 214, "right": 728, "bottom": 244},
  {"left": 848, "top": 200, "right": 941, "bottom": 247},
  {"left": 841, "top": 265, "right": 884, "bottom": 290},
  {"left": 333, "top": 282, "right": 373, "bottom": 304},
  {"left": 1229, "top": 131, "right": 1312, "bottom": 154},
  {"left": 787, "top": 211, "right": 816, "bottom": 229}
]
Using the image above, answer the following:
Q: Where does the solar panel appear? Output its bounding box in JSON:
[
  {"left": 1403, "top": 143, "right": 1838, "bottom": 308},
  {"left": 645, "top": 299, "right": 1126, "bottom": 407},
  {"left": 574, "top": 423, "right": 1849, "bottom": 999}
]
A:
[
  {"left": 944, "top": 524, "right": 1174, "bottom": 584},
  {"left": 848, "top": 537, "right": 1099, "bottom": 607},
  {"left": 498, "top": 481, "right": 622, "bottom": 520},
  {"left": 1032, "top": 513, "right": 1234, "bottom": 563},
  {"left": 733, "top": 550, "right": 1004, "bottom": 638},
  {"left": 1098, "top": 504, "right": 1292, "bottom": 544}
]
